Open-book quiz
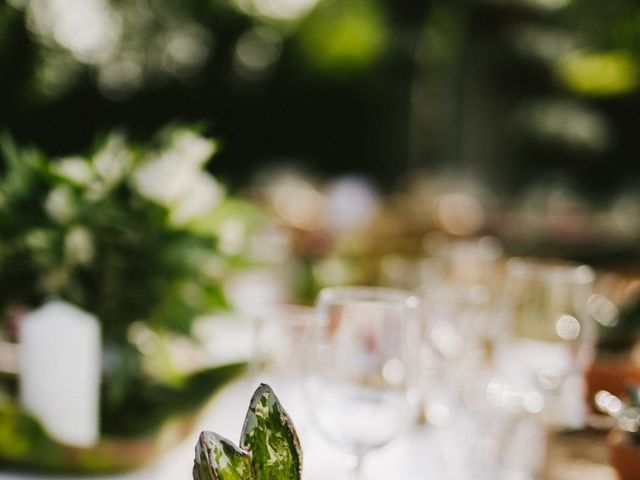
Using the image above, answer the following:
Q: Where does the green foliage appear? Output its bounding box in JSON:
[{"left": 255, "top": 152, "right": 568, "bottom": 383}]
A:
[
  {"left": 0, "top": 402, "right": 62, "bottom": 471},
  {"left": 0, "top": 125, "right": 260, "bottom": 452},
  {"left": 0, "top": 126, "right": 253, "bottom": 341},
  {"left": 193, "top": 384, "right": 302, "bottom": 480},
  {"left": 553, "top": 0, "right": 640, "bottom": 97},
  {"left": 296, "top": 0, "right": 389, "bottom": 78},
  {"left": 556, "top": 50, "right": 638, "bottom": 96},
  {"left": 101, "top": 362, "right": 247, "bottom": 437},
  {"left": 194, "top": 432, "right": 254, "bottom": 480},
  {"left": 0, "top": 363, "right": 244, "bottom": 473},
  {"left": 240, "top": 384, "right": 303, "bottom": 480}
]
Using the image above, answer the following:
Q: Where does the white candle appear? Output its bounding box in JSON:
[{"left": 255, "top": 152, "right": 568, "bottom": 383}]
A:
[{"left": 19, "top": 300, "right": 101, "bottom": 447}]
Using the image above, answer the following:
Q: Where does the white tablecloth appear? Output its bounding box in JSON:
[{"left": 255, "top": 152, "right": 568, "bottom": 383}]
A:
[
  {"left": 0, "top": 315, "right": 550, "bottom": 480},
  {"left": 0, "top": 377, "right": 463, "bottom": 480}
]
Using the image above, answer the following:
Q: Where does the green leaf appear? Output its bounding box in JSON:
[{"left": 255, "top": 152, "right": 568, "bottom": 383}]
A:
[
  {"left": 101, "top": 361, "right": 247, "bottom": 437},
  {"left": 239, "top": 384, "right": 302, "bottom": 480},
  {"left": 193, "top": 431, "right": 254, "bottom": 480}
]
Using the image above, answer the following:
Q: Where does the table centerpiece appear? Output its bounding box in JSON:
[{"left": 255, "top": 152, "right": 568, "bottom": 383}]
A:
[{"left": 0, "top": 125, "right": 262, "bottom": 473}]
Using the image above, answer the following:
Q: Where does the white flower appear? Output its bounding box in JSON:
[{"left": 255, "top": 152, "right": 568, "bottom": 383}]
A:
[
  {"left": 44, "top": 186, "right": 75, "bottom": 224},
  {"left": 26, "top": 0, "right": 121, "bottom": 64},
  {"left": 169, "top": 173, "right": 224, "bottom": 226},
  {"left": 131, "top": 130, "right": 222, "bottom": 224},
  {"left": 64, "top": 226, "right": 94, "bottom": 266},
  {"left": 55, "top": 157, "right": 95, "bottom": 186},
  {"left": 170, "top": 130, "right": 217, "bottom": 167},
  {"left": 93, "top": 134, "right": 131, "bottom": 188},
  {"left": 132, "top": 152, "right": 197, "bottom": 206}
]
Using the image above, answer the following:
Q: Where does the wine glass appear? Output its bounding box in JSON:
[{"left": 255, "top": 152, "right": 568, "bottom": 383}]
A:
[
  {"left": 304, "top": 286, "right": 421, "bottom": 479},
  {"left": 249, "top": 303, "right": 315, "bottom": 433},
  {"left": 495, "top": 258, "right": 596, "bottom": 428}
]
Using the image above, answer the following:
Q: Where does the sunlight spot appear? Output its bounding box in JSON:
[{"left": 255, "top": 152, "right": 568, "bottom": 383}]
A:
[{"left": 557, "top": 50, "right": 638, "bottom": 96}]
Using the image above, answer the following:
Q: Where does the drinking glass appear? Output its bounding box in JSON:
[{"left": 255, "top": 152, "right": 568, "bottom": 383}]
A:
[
  {"left": 495, "top": 258, "right": 595, "bottom": 427},
  {"left": 304, "top": 286, "right": 421, "bottom": 479},
  {"left": 411, "top": 238, "right": 502, "bottom": 425},
  {"left": 249, "top": 303, "right": 315, "bottom": 430}
]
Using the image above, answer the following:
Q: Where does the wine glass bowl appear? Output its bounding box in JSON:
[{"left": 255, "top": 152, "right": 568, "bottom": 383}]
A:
[
  {"left": 248, "top": 303, "right": 315, "bottom": 425},
  {"left": 496, "top": 258, "right": 595, "bottom": 426},
  {"left": 305, "top": 286, "right": 421, "bottom": 477}
]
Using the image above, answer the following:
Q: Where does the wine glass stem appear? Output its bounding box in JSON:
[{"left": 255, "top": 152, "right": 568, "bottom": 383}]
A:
[{"left": 347, "top": 452, "right": 365, "bottom": 480}]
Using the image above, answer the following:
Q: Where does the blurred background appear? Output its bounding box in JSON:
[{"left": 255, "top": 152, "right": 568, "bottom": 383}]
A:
[
  {"left": 2, "top": 0, "right": 640, "bottom": 478},
  {"left": 2, "top": 0, "right": 640, "bottom": 192},
  {"left": 3, "top": 0, "right": 640, "bottom": 266}
]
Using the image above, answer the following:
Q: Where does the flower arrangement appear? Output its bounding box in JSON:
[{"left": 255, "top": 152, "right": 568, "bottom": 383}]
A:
[
  {"left": 0, "top": 126, "right": 234, "bottom": 338},
  {"left": 0, "top": 125, "right": 263, "bottom": 472}
]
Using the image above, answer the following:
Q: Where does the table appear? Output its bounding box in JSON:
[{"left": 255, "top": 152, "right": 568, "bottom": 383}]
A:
[
  {"left": 545, "top": 430, "right": 615, "bottom": 480},
  {"left": 0, "top": 378, "right": 618, "bottom": 480}
]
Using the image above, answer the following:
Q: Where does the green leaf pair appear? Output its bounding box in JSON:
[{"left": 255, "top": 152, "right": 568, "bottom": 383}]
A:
[{"left": 193, "top": 384, "right": 302, "bottom": 480}]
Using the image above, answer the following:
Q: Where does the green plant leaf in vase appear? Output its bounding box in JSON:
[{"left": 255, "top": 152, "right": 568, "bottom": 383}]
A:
[
  {"left": 193, "top": 431, "right": 254, "bottom": 480},
  {"left": 240, "top": 384, "right": 302, "bottom": 480}
]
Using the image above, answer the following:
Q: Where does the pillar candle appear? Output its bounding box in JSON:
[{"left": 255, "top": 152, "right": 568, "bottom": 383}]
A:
[{"left": 19, "top": 300, "right": 101, "bottom": 447}]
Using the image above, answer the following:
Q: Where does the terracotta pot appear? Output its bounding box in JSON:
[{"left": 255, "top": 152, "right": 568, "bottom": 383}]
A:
[
  {"left": 586, "top": 353, "right": 640, "bottom": 412},
  {"left": 608, "top": 428, "right": 640, "bottom": 480}
]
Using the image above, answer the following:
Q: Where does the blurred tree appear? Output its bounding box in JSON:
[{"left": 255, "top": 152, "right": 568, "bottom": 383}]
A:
[
  {"left": 1, "top": 0, "right": 640, "bottom": 196},
  {"left": 408, "top": 0, "right": 640, "bottom": 199},
  {"left": 0, "top": 0, "right": 428, "bottom": 187}
]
